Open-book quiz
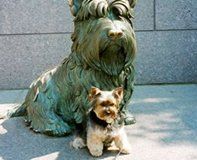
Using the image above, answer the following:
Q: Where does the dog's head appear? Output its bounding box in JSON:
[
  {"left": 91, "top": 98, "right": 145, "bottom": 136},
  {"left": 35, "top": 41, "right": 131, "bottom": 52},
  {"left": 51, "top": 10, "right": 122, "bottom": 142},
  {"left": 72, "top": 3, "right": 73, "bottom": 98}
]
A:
[
  {"left": 88, "top": 86, "right": 123, "bottom": 123},
  {"left": 68, "top": 0, "right": 137, "bottom": 76}
]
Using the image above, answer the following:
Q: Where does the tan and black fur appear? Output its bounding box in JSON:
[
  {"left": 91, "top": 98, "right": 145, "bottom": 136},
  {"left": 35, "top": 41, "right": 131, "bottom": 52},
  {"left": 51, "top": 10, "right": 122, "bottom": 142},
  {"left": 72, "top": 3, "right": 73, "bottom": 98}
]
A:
[{"left": 71, "top": 87, "right": 131, "bottom": 157}]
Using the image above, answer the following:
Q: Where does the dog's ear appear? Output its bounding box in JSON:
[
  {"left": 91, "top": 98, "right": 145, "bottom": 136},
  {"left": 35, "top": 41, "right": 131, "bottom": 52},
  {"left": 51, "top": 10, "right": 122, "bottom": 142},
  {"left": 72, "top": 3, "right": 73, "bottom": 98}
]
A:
[
  {"left": 113, "top": 87, "right": 124, "bottom": 102},
  {"left": 68, "top": 0, "right": 83, "bottom": 16},
  {"left": 110, "top": 0, "right": 137, "bottom": 19},
  {"left": 88, "top": 87, "right": 101, "bottom": 101},
  {"left": 128, "top": 0, "right": 137, "bottom": 8},
  {"left": 68, "top": 0, "right": 108, "bottom": 17},
  {"left": 110, "top": 0, "right": 137, "bottom": 8}
]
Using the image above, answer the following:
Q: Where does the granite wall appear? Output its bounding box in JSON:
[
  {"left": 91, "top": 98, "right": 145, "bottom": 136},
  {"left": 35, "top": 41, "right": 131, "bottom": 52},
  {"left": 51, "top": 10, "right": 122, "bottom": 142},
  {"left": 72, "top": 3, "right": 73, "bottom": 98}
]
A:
[{"left": 0, "top": 0, "right": 197, "bottom": 89}]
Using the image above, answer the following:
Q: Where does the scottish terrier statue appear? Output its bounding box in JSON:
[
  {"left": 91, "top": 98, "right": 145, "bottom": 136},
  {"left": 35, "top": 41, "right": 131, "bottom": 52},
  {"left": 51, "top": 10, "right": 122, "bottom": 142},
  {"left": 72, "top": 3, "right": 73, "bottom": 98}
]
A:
[{"left": 7, "top": 0, "right": 137, "bottom": 136}]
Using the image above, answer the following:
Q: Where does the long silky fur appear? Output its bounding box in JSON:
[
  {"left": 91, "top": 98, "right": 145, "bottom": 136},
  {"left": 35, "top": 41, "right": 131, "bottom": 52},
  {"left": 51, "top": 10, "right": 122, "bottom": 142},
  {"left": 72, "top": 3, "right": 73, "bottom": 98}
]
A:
[{"left": 3, "top": 0, "right": 137, "bottom": 136}]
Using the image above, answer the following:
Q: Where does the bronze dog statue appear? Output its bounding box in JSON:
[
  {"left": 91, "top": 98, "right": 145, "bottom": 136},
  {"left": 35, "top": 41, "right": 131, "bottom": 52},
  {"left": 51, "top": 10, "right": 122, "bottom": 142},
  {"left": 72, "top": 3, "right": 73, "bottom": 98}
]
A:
[{"left": 5, "top": 0, "right": 137, "bottom": 136}]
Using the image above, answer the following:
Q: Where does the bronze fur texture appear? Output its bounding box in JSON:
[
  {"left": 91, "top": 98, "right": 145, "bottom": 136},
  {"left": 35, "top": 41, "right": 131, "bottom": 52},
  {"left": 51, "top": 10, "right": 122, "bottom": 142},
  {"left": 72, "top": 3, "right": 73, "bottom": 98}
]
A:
[{"left": 5, "top": 0, "right": 137, "bottom": 136}]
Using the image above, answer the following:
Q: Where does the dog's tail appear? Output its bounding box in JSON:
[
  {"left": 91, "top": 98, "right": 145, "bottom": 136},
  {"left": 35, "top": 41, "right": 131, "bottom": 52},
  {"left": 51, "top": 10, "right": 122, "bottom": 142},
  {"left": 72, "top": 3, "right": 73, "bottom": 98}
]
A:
[{"left": 0, "top": 103, "right": 27, "bottom": 119}]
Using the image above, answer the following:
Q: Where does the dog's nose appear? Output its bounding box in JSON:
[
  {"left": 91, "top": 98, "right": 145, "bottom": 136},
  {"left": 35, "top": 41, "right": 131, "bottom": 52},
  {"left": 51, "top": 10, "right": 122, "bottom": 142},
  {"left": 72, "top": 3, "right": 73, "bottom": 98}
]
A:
[
  {"left": 108, "top": 29, "right": 123, "bottom": 40},
  {"left": 105, "top": 107, "right": 111, "bottom": 114}
]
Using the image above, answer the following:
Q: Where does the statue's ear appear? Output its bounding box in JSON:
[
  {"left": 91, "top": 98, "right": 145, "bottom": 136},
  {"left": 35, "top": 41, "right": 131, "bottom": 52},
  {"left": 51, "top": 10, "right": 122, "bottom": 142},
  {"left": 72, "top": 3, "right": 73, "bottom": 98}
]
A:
[
  {"left": 69, "top": 0, "right": 108, "bottom": 18},
  {"left": 68, "top": 0, "right": 83, "bottom": 16},
  {"left": 128, "top": 0, "right": 137, "bottom": 8}
]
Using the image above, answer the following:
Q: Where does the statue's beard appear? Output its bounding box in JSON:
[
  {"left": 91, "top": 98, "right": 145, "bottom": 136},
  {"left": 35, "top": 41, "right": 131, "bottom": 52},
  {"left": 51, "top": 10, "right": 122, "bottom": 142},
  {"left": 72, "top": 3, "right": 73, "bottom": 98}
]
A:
[
  {"left": 97, "top": 35, "right": 135, "bottom": 75},
  {"left": 99, "top": 43, "right": 126, "bottom": 75},
  {"left": 74, "top": 33, "right": 135, "bottom": 75}
]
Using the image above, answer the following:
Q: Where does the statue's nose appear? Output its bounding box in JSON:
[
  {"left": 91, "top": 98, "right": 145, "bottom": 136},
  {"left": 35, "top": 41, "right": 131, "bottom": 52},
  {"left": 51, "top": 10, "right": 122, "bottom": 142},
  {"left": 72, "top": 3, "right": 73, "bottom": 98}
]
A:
[{"left": 108, "top": 29, "right": 123, "bottom": 40}]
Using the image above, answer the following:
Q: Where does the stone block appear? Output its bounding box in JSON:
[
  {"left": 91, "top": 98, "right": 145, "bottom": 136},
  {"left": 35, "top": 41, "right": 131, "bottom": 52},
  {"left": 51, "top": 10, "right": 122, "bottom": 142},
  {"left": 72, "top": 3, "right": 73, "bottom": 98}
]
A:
[
  {"left": 0, "top": 0, "right": 153, "bottom": 35},
  {"left": 0, "top": 30, "right": 197, "bottom": 89},
  {"left": 0, "top": 0, "right": 74, "bottom": 34},
  {"left": 0, "top": 34, "right": 72, "bottom": 89},
  {"left": 134, "top": 0, "right": 154, "bottom": 30},
  {"left": 156, "top": 0, "right": 197, "bottom": 30},
  {"left": 135, "top": 30, "right": 197, "bottom": 84}
]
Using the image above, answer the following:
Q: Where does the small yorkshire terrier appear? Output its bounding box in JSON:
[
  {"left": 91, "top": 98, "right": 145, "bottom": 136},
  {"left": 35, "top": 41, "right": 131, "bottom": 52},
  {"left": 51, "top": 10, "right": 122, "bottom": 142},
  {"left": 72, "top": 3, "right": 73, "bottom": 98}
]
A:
[{"left": 71, "top": 87, "right": 131, "bottom": 157}]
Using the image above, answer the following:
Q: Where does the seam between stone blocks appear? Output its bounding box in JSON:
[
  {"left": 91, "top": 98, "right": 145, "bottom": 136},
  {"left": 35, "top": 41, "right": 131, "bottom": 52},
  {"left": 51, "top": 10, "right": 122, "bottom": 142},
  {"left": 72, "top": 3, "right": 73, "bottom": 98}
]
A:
[
  {"left": 0, "top": 32, "right": 71, "bottom": 36},
  {"left": 0, "top": 29, "right": 197, "bottom": 37},
  {"left": 154, "top": 0, "right": 156, "bottom": 30}
]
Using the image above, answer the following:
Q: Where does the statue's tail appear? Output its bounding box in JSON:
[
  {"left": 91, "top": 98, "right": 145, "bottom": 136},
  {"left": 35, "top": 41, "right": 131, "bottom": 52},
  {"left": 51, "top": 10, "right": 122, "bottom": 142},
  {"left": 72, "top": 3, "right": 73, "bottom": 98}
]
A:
[{"left": 0, "top": 103, "right": 26, "bottom": 119}]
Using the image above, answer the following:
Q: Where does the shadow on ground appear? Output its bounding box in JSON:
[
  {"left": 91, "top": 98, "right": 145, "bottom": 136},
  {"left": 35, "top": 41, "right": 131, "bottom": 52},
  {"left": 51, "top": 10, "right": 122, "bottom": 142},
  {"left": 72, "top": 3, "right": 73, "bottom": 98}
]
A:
[{"left": 129, "top": 85, "right": 197, "bottom": 146}]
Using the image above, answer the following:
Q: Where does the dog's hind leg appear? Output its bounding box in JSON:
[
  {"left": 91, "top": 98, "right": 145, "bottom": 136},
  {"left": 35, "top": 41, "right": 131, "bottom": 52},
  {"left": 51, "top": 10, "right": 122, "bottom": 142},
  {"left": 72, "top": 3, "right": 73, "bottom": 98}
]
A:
[
  {"left": 26, "top": 87, "right": 72, "bottom": 136},
  {"left": 70, "top": 124, "right": 86, "bottom": 149},
  {"left": 27, "top": 103, "right": 72, "bottom": 136}
]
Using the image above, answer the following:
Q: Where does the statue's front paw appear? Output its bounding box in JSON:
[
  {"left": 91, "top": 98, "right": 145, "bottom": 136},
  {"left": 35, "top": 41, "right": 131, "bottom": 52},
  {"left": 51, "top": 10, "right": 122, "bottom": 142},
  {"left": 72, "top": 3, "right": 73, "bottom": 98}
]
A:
[
  {"left": 124, "top": 116, "right": 136, "bottom": 125},
  {"left": 43, "top": 122, "right": 71, "bottom": 136},
  {"left": 122, "top": 111, "right": 136, "bottom": 125}
]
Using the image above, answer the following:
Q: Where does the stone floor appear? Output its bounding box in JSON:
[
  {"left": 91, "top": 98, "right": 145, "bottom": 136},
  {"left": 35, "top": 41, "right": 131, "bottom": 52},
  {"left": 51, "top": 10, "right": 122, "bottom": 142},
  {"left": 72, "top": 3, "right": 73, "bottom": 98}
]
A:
[{"left": 0, "top": 84, "right": 197, "bottom": 160}]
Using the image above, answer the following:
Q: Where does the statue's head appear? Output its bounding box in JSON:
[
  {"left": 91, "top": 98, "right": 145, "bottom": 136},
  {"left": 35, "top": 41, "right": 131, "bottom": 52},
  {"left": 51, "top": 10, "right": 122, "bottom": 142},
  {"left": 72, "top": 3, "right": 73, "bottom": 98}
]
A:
[{"left": 68, "top": 0, "right": 137, "bottom": 75}]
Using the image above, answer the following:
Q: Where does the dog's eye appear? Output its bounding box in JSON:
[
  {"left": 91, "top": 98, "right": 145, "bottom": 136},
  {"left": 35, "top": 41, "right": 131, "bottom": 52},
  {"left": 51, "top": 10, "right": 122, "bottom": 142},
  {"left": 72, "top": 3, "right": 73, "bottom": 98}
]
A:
[
  {"left": 110, "top": 7, "right": 122, "bottom": 20},
  {"left": 109, "top": 103, "right": 115, "bottom": 106},
  {"left": 111, "top": 7, "right": 119, "bottom": 17},
  {"left": 111, "top": 7, "right": 132, "bottom": 22},
  {"left": 100, "top": 102, "right": 106, "bottom": 107}
]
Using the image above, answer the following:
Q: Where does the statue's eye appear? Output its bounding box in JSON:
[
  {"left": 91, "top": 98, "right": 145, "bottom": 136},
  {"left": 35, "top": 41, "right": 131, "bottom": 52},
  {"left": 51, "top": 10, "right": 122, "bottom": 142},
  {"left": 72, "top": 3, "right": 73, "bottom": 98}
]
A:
[
  {"left": 111, "top": 9, "right": 133, "bottom": 27},
  {"left": 111, "top": 7, "right": 131, "bottom": 20},
  {"left": 110, "top": 7, "right": 124, "bottom": 20},
  {"left": 111, "top": 7, "right": 120, "bottom": 17}
]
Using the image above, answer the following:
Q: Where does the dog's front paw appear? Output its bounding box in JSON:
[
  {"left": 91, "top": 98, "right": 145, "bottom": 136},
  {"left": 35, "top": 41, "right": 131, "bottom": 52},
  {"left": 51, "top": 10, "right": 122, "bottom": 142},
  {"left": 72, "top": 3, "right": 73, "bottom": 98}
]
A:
[
  {"left": 87, "top": 139, "right": 103, "bottom": 157},
  {"left": 70, "top": 137, "right": 86, "bottom": 149},
  {"left": 114, "top": 131, "right": 131, "bottom": 154},
  {"left": 121, "top": 146, "right": 131, "bottom": 154},
  {"left": 89, "top": 148, "right": 103, "bottom": 157}
]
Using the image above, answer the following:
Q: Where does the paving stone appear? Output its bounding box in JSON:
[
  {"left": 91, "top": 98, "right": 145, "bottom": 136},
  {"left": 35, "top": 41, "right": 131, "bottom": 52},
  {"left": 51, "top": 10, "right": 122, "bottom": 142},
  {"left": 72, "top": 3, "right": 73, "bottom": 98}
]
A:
[
  {"left": 0, "top": 85, "right": 197, "bottom": 160},
  {"left": 0, "top": 90, "right": 27, "bottom": 116}
]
